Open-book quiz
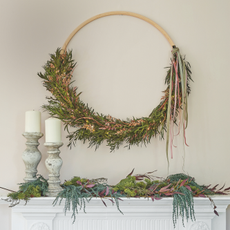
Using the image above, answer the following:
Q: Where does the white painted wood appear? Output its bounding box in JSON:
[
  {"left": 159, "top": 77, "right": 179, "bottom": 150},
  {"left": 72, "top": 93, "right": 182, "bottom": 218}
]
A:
[
  {"left": 1, "top": 196, "right": 228, "bottom": 230},
  {"left": 61, "top": 11, "right": 175, "bottom": 52}
]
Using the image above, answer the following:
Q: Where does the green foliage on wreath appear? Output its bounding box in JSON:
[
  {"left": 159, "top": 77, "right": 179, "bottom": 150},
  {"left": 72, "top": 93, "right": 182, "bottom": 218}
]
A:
[{"left": 38, "top": 48, "right": 192, "bottom": 154}]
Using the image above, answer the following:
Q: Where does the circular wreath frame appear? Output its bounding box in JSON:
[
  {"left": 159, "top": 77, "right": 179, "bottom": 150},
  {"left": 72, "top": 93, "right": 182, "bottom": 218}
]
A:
[{"left": 38, "top": 11, "right": 192, "bottom": 160}]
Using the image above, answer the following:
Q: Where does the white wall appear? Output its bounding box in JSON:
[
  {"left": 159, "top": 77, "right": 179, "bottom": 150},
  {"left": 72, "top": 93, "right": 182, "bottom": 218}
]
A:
[{"left": 1, "top": 0, "right": 230, "bottom": 229}]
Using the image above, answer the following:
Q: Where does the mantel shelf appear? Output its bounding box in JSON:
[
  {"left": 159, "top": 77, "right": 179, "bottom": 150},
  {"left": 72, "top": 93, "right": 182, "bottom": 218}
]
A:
[{"left": 1, "top": 196, "right": 230, "bottom": 230}]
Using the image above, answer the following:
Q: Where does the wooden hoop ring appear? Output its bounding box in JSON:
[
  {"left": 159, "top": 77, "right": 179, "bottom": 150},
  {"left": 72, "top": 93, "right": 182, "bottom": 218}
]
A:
[{"left": 61, "top": 11, "right": 175, "bottom": 52}]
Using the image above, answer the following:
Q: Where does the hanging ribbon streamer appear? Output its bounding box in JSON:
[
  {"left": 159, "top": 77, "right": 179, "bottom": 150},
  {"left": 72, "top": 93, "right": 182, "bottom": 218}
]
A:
[
  {"left": 166, "top": 46, "right": 189, "bottom": 167},
  {"left": 166, "top": 61, "right": 173, "bottom": 166}
]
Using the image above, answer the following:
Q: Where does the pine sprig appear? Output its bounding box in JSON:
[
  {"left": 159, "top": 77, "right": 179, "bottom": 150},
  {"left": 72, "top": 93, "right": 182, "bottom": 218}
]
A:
[{"left": 4, "top": 175, "right": 48, "bottom": 207}]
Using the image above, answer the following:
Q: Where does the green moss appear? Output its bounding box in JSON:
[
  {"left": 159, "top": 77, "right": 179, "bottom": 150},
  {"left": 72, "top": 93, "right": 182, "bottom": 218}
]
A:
[
  {"left": 70, "top": 177, "right": 81, "bottom": 184},
  {"left": 144, "top": 178, "right": 153, "bottom": 188},
  {"left": 7, "top": 175, "right": 48, "bottom": 202},
  {"left": 64, "top": 181, "right": 73, "bottom": 186},
  {"left": 63, "top": 177, "right": 91, "bottom": 187},
  {"left": 17, "top": 193, "right": 26, "bottom": 200},
  {"left": 112, "top": 175, "right": 151, "bottom": 197},
  {"left": 124, "top": 188, "right": 134, "bottom": 196},
  {"left": 190, "top": 186, "right": 197, "bottom": 191},
  {"left": 136, "top": 182, "right": 146, "bottom": 188}
]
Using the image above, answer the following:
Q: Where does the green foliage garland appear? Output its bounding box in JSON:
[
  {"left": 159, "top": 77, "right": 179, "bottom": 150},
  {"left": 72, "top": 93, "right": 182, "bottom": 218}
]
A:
[
  {"left": 6, "top": 172, "right": 230, "bottom": 228},
  {"left": 53, "top": 176, "right": 124, "bottom": 222},
  {"left": 5, "top": 175, "right": 48, "bottom": 207},
  {"left": 38, "top": 47, "right": 192, "bottom": 157},
  {"left": 112, "top": 171, "right": 228, "bottom": 227}
]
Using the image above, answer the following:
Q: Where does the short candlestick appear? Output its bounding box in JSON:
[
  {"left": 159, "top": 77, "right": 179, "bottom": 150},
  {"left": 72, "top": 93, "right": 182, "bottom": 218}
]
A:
[{"left": 44, "top": 142, "right": 63, "bottom": 197}]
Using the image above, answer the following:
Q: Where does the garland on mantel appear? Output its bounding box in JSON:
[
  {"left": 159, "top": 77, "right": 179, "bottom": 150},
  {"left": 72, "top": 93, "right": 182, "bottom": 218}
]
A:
[
  {"left": 38, "top": 47, "right": 192, "bottom": 161},
  {"left": 5, "top": 171, "right": 230, "bottom": 228}
]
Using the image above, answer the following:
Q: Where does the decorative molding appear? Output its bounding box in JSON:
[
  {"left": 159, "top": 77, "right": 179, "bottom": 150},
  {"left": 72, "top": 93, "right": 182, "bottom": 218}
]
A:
[
  {"left": 53, "top": 217, "right": 174, "bottom": 230},
  {"left": 9, "top": 197, "right": 230, "bottom": 230},
  {"left": 190, "top": 221, "right": 209, "bottom": 230},
  {"left": 30, "top": 222, "right": 50, "bottom": 230}
]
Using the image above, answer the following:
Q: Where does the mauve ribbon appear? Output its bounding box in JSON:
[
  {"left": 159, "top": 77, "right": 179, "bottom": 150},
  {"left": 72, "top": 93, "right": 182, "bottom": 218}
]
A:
[
  {"left": 166, "top": 62, "right": 173, "bottom": 165},
  {"left": 166, "top": 47, "right": 189, "bottom": 163}
]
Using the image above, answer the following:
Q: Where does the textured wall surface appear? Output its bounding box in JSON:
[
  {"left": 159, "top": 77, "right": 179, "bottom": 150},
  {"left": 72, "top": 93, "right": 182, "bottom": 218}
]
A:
[{"left": 0, "top": 0, "right": 230, "bottom": 229}]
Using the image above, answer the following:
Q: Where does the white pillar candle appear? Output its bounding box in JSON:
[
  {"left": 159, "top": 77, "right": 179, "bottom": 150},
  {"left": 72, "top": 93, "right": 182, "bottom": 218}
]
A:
[
  {"left": 25, "top": 111, "right": 41, "bottom": 132},
  {"left": 45, "top": 118, "right": 62, "bottom": 143}
]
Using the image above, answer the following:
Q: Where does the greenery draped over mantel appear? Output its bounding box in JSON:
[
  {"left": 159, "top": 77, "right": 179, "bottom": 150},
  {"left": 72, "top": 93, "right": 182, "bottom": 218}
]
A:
[{"left": 5, "top": 171, "right": 229, "bottom": 228}]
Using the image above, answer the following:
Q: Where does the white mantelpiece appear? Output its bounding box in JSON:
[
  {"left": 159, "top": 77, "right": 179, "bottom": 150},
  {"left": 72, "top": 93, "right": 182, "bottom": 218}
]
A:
[{"left": 3, "top": 196, "right": 230, "bottom": 230}]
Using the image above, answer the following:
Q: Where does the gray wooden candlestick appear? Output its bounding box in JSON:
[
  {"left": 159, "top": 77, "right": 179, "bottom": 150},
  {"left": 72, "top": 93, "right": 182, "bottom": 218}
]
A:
[
  {"left": 22, "top": 132, "right": 43, "bottom": 183},
  {"left": 44, "top": 142, "right": 63, "bottom": 197}
]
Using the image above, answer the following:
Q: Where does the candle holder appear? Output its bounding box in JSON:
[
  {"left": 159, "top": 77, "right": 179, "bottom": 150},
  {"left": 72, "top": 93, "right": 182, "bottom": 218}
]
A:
[
  {"left": 22, "top": 132, "right": 43, "bottom": 183},
  {"left": 44, "top": 142, "right": 63, "bottom": 197}
]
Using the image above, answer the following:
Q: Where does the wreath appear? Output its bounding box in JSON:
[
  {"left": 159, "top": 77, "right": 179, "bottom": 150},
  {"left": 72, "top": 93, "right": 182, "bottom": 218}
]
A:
[{"left": 38, "top": 12, "right": 192, "bottom": 161}]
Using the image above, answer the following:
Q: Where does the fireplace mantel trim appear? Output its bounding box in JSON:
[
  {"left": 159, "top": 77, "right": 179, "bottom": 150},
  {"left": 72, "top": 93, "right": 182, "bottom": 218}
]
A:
[{"left": 1, "top": 196, "right": 230, "bottom": 230}]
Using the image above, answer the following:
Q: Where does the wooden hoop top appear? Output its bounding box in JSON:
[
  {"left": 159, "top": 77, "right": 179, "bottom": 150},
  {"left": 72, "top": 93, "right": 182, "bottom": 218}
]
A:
[{"left": 61, "top": 11, "right": 175, "bottom": 52}]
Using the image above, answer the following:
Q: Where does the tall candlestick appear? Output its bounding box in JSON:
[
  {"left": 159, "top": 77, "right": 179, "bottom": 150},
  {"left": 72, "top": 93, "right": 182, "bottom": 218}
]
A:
[
  {"left": 25, "top": 111, "right": 41, "bottom": 132},
  {"left": 22, "top": 132, "right": 43, "bottom": 182},
  {"left": 45, "top": 118, "right": 62, "bottom": 142}
]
